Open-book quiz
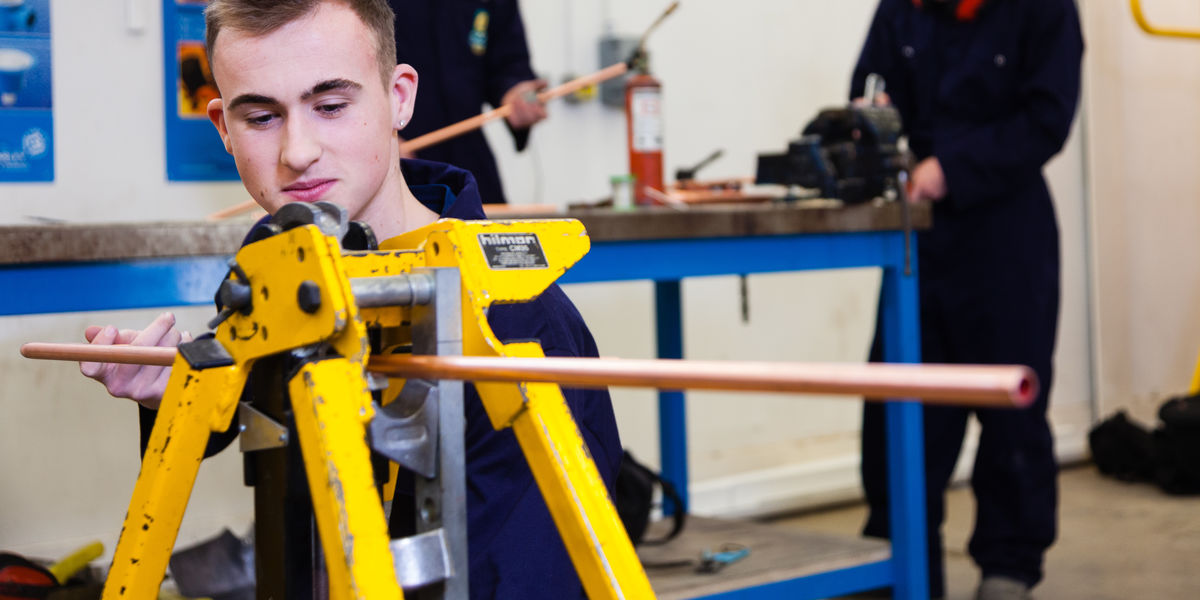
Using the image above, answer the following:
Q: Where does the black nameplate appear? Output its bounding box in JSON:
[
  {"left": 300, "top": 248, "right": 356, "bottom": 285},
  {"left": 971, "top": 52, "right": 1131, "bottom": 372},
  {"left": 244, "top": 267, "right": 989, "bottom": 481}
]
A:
[{"left": 477, "top": 232, "right": 549, "bottom": 270}]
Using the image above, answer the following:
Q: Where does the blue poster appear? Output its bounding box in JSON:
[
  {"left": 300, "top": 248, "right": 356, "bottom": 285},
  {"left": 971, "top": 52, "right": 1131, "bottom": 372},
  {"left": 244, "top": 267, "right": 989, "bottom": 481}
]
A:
[
  {"left": 163, "top": 0, "right": 238, "bottom": 181},
  {"left": 0, "top": 0, "right": 53, "bottom": 182}
]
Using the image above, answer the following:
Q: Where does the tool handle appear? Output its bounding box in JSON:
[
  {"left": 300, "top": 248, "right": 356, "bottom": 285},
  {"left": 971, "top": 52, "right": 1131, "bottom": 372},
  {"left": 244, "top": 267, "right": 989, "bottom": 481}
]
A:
[{"left": 48, "top": 541, "right": 104, "bottom": 584}]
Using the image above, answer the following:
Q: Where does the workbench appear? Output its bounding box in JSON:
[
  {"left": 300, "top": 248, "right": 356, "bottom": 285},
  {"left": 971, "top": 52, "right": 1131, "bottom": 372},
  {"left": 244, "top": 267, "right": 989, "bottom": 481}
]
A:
[{"left": 0, "top": 201, "right": 932, "bottom": 599}]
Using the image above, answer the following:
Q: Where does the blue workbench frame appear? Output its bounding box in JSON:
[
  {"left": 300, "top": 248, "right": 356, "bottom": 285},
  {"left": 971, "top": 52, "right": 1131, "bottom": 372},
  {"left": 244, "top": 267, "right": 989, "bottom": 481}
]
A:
[{"left": 0, "top": 229, "right": 927, "bottom": 599}]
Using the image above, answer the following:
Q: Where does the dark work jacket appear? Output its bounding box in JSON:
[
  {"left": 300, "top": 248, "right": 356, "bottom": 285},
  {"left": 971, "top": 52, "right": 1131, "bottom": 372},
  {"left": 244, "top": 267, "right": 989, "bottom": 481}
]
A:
[
  {"left": 391, "top": 0, "right": 538, "bottom": 205},
  {"left": 141, "top": 160, "right": 620, "bottom": 599},
  {"left": 851, "top": 0, "right": 1083, "bottom": 361}
]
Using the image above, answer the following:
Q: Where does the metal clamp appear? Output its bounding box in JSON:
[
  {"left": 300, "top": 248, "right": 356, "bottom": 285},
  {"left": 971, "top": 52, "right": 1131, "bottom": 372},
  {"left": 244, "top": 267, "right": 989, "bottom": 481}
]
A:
[
  {"left": 367, "top": 379, "right": 439, "bottom": 479},
  {"left": 390, "top": 529, "right": 454, "bottom": 590}
]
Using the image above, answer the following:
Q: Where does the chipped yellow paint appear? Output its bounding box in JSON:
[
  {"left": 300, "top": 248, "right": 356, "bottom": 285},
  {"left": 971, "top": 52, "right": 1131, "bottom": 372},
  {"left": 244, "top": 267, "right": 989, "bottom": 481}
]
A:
[
  {"left": 290, "top": 360, "right": 401, "bottom": 600},
  {"left": 344, "top": 249, "right": 426, "bottom": 328},
  {"left": 486, "top": 346, "right": 654, "bottom": 600},
  {"left": 383, "top": 220, "right": 652, "bottom": 599},
  {"left": 102, "top": 357, "right": 245, "bottom": 600},
  {"left": 213, "top": 226, "right": 356, "bottom": 364},
  {"left": 102, "top": 219, "right": 651, "bottom": 600},
  {"left": 103, "top": 225, "right": 377, "bottom": 600}
]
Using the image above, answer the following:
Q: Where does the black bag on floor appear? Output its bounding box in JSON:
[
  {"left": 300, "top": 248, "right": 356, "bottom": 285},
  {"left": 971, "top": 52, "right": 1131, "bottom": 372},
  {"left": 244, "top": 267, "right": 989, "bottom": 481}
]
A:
[
  {"left": 614, "top": 450, "right": 687, "bottom": 546},
  {"left": 1153, "top": 393, "right": 1200, "bottom": 495},
  {"left": 1089, "top": 394, "right": 1200, "bottom": 495},
  {"left": 1088, "top": 410, "right": 1156, "bottom": 482}
]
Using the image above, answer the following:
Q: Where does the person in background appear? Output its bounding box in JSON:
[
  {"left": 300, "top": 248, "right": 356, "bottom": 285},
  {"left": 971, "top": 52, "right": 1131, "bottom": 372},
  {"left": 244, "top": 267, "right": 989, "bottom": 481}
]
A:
[
  {"left": 851, "top": 0, "right": 1083, "bottom": 598},
  {"left": 390, "top": 0, "right": 547, "bottom": 204}
]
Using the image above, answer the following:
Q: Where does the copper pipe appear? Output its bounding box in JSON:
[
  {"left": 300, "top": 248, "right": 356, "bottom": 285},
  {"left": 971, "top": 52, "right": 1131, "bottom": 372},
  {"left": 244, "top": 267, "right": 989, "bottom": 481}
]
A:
[
  {"left": 22, "top": 343, "right": 177, "bottom": 366},
  {"left": 206, "top": 62, "right": 631, "bottom": 222},
  {"left": 21, "top": 342, "right": 1036, "bottom": 407},
  {"left": 402, "top": 62, "right": 629, "bottom": 152}
]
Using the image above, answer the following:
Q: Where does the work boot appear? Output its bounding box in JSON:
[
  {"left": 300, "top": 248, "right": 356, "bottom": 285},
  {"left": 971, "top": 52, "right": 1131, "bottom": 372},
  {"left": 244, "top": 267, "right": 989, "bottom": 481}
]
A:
[{"left": 976, "top": 576, "right": 1032, "bottom": 600}]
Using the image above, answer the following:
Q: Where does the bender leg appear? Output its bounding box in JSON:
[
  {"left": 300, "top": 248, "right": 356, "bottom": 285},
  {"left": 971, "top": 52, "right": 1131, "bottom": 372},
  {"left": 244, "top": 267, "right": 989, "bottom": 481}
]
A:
[
  {"left": 289, "top": 359, "right": 403, "bottom": 600},
  {"left": 507, "top": 382, "right": 656, "bottom": 600},
  {"left": 880, "top": 239, "right": 929, "bottom": 600},
  {"left": 102, "top": 360, "right": 244, "bottom": 600}
]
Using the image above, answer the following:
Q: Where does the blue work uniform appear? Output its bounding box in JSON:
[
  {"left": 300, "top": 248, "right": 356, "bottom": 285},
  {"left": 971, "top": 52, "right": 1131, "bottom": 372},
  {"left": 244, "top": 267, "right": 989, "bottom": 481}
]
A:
[
  {"left": 391, "top": 0, "right": 538, "bottom": 205},
  {"left": 850, "top": 0, "right": 1083, "bottom": 595},
  {"left": 140, "top": 160, "right": 620, "bottom": 599}
]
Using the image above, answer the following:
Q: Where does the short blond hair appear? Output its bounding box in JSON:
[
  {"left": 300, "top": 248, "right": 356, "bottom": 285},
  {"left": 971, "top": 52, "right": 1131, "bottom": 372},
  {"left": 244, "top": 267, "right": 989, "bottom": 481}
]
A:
[{"left": 205, "top": 0, "right": 397, "bottom": 86}]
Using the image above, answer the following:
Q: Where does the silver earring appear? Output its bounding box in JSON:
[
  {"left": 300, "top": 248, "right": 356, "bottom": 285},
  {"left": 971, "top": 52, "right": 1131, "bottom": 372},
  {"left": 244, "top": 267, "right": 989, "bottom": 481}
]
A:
[{"left": 400, "top": 119, "right": 407, "bottom": 127}]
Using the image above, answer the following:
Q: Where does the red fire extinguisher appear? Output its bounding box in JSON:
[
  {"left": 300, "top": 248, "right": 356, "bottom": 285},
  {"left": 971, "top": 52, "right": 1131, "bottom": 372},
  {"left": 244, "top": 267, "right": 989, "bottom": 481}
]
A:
[{"left": 625, "top": 55, "right": 664, "bottom": 206}]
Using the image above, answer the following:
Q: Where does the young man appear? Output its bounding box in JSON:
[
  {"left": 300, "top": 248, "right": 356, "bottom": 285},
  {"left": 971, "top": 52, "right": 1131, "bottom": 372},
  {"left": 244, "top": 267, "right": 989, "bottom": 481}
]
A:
[{"left": 80, "top": 1, "right": 621, "bottom": 597}]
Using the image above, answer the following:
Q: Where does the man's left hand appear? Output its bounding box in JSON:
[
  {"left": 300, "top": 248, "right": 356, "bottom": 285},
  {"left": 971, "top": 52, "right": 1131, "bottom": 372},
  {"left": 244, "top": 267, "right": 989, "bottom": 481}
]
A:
[
  {"left": 503, "top": 79, "right": 548, "bottom": 130},
  {"left": 910, "top": 157, "right": 947, "bottom": 203}
]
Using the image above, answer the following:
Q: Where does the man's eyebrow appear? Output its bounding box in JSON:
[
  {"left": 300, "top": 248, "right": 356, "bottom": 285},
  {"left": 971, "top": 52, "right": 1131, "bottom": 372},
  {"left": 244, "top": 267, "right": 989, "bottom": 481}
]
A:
[
  {"left": 301, "top": 79, "right": 362, "bottom": 100},
  {"left": 227, "top": 93, "right": 278, "bottom": 111}
]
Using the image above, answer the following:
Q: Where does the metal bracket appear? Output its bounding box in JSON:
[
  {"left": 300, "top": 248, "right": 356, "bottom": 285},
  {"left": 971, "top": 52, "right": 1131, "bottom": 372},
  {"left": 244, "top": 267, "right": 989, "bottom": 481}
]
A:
[
  {"left": 178, "top": 336, "right": 235, "bottom": 370},
  {"left": 390, "top": 528, "right": 455, "bottom": 591},
  {"left": 367, "top": 379, "right": 440, "bottom": 479},
  {"left": 238, "top": 402, "right": 289, "bottom": 452},
  {"left": 411, "top": 267, "right": 468, "bottom": 600}
]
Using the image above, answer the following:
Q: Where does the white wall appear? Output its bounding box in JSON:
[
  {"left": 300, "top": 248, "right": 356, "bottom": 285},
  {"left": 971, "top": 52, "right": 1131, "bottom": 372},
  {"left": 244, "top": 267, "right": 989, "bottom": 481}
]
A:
[
  {"left": 1081, "top": 0, "right": 1200, "bottom": 424},
  {"left": 2, "top": 0, "right": 251, "bottom": 562},
  {"left": 0, "top": 0, "right": 1098, "bottom": 562},
  {"left": 2, "top": 1, "right": 247, "bottom": 224}
]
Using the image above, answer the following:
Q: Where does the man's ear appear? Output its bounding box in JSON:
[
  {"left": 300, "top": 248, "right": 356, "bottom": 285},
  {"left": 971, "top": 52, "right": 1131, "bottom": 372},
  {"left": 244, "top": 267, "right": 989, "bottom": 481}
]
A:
[
  {"left": 207, "top": 98, "right": 234, "bottom": 154},
  {"left": 389, "top": 64, "right": 418, "bottom": 131}
]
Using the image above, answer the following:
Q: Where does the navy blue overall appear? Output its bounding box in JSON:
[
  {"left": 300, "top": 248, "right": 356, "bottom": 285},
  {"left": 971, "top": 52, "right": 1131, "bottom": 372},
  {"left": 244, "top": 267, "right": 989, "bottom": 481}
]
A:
[
  {"left": 850, "top": 0, "right": 1083, "bottom": 595},
  {"left": 390, "top": 0, "right": 538, "bottom": 205}
]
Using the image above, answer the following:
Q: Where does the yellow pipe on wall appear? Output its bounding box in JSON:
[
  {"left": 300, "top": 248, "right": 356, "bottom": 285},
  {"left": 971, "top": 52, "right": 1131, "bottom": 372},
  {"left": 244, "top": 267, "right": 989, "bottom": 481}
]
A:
[{"left": 1130, "top": 0, "right": 1200, "bottom": 40}]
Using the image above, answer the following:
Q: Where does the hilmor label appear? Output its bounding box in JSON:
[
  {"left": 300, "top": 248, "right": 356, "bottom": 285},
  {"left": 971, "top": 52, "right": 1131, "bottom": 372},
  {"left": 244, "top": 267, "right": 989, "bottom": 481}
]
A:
[{"left": 478, "top": 233, "right": 549, "bottom": 270}]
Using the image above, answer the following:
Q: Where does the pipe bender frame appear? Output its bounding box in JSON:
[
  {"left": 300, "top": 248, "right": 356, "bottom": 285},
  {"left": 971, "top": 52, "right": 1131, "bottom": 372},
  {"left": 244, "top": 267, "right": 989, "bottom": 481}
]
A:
[{"left": 100, "top": 202, "right": 653, "bottom": 600}]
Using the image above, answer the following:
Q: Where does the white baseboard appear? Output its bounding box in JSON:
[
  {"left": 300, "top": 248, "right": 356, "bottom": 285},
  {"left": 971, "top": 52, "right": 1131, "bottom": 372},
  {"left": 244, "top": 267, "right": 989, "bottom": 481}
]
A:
[{"left": 689, "top": 426, "right": 1091, "bottom": 519}]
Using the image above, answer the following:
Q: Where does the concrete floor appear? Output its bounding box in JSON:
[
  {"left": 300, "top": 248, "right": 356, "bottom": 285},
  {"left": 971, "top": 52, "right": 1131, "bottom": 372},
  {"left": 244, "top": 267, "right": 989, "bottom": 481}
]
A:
[{"left": 770, "top": 465, "right": 1200, "bottom": 599}]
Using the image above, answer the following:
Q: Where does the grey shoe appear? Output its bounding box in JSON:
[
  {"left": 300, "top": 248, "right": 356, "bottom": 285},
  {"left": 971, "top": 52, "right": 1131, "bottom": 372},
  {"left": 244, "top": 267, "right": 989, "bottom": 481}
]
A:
[{"left": 976, "top": 576, "right": 1032, "bottom": 600}]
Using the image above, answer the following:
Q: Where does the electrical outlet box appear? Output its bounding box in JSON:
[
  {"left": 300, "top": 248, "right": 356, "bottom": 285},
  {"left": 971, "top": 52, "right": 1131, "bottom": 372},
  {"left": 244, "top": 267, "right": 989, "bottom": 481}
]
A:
[{"left": 598, "top": 34, "right": 640, "bottom": 109}]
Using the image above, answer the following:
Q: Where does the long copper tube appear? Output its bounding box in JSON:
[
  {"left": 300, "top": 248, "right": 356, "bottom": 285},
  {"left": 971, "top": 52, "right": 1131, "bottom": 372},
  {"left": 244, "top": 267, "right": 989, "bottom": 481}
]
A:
[
  {"left": 20, "top": 342, "right": 1036, "bottom": 408},
  {"left": 402, "top": 62, "right": 630, "bottom": 152},
  {"left": 205, "top": 62, "right": 631, "bottom": 221}
]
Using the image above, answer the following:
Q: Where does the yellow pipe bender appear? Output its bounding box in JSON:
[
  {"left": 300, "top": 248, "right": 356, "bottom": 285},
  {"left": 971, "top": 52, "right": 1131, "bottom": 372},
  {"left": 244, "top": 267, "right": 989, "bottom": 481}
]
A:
[{"left": 101, "top": 202, "right": 653, "bottom": 600}]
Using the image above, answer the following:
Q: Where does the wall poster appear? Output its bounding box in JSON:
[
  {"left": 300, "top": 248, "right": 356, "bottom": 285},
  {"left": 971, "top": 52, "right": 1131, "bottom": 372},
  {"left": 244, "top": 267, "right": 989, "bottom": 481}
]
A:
[
  {"left": 164, "top": 0, "right": 238, "bottom": 181},
  {"left": 0, "top": 0, "right": 52, "bottom": 182}
]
